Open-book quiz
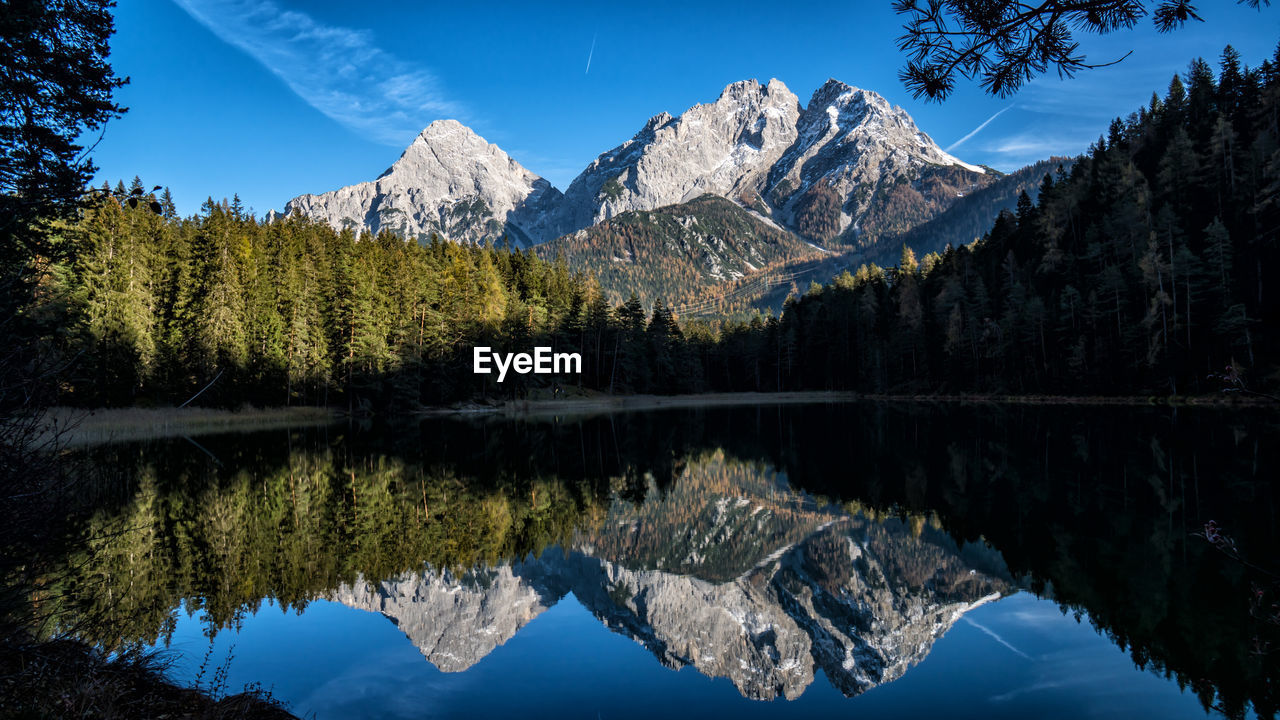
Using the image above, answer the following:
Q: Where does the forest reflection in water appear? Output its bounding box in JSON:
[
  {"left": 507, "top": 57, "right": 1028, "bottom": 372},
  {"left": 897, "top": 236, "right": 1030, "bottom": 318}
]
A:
[{"left": 36, "top": 403, "right": 1280, "bottom": 718}]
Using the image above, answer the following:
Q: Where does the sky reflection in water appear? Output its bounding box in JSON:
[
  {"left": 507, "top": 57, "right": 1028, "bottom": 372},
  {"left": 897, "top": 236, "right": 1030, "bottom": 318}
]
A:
[
  {"left": 54, "top": 403, "right": 1278, "bottom": 719},
  {"left": 157, "top": 592, "right": 1209, "bottom": 720}
]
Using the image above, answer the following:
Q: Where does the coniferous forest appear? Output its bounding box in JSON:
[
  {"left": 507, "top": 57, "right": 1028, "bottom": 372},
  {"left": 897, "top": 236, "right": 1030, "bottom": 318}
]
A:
[{"left": 23, "top": 45, "right": 1280, "bottom": 409}]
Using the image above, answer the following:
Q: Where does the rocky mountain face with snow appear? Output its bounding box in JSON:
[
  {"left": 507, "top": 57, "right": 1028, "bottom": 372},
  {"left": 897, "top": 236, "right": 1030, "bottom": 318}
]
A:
[
  {"left": 282, "top": 79, "right": 993, "bottom": 250},
  {"left": 553, "top": 79, "right": 802, "bottom": 232},
  {"left": 764, "top": 80, "right": 991, "bottom": 243},
  {"left": 329, "top": 562, "right": 562, "bottom": 673},
  {"left": 555, "top": 78, "right": 992, "bottom": 246},
  {"left": 283, "top": 119, "right": 562, "bottom": 247},
  {"left": 331, "top": 456, "right": 1011, "bottom": 699}
]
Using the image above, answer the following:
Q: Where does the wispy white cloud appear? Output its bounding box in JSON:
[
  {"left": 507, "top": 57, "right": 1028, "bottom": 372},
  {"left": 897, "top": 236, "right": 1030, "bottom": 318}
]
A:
[
  {"left": 946, "top": 105, "right": 1014, "bottom": 152},
  {"left": 173, "top": 0, "right": 462, "bottom": 145},
  {"left": 971, "top": 129, "right": 1097, "bottom": 170}
]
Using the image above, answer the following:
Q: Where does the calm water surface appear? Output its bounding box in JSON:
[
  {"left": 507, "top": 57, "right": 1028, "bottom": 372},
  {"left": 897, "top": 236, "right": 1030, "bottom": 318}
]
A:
[{"left": 46, "top": 403, "right": 1280, "bottom": 719}]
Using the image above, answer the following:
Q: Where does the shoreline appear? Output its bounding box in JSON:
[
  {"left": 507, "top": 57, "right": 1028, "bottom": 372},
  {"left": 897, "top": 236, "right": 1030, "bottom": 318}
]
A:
[
  {"left": 40, "top": 406, "right": 338, "bottom": 446},
  {"left": 428, "top": 389, "right": 1277, "bottom": 418},
  {"left": 36, "top": 391, "right": 1275, "bottom": 444}
]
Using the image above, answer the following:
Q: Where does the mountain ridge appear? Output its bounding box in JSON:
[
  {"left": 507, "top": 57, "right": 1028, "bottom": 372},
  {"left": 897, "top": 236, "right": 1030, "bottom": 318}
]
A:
[{"left": 281, "top": 78, "right": 994, "bottom": 251}]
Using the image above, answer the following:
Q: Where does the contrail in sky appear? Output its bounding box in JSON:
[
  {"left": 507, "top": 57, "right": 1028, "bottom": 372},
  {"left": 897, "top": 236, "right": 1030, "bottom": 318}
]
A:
[
  {"left": 946, "top": 105, "right": 1015, "bottom": 152},
  {"left": 962, "top": 617, "right": 1033, "bottom": 660},
  {"left": 585, "top": 33, "right": 597, "bottom": 74}
]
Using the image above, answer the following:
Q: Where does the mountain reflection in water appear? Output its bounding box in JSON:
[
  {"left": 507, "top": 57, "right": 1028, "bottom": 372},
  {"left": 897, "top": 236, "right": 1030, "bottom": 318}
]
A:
[
  {"left": 41, "top": 403, "right": 1280, "bottom": 718},
  {"left": 335, "top": 452, "right": 1008, "bottom": 700}
]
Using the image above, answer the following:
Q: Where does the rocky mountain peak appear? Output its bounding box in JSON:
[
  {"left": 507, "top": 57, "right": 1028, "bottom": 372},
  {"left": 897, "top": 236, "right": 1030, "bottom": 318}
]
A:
[
  {"left": 384, "top": 118, "right": 515, "bottom": 176},
  {"left": 715, "top": 77, "right": 792, "bottom": 105},
  {"left": 808, "top": 78, "right": 878, "bottom": 104},
  {"left": 419, "top": 117, "right": 469, "bottom": 136},
  {"left": 717, "top": 77, "right": 761, "bottom": 99},
  {"left": 642, "top": 111, "right": 675, "bottom": 134},
  {"left": 803, "top": 80, "right": 897, "bottom": 134},
  {"left": 551, "top": 77, "right": 803, "bottom": 231},
  {"left": 286, "top": 119, "right": 561, "bottom": 246},
  {"left": 753, "top": 77, "right": 987, "bottom": 243},
  {"left": 331, "top": 506, "right": 1011, "bottom": 701},
  {"left": 283, "top": 75, "right": 989, "bottom": 250},
  {"left": 711, "top": 77, "right": 800, "bottom": 116},
  {"left": 809, "top": 78, "right": 859, "bottom": 103}
]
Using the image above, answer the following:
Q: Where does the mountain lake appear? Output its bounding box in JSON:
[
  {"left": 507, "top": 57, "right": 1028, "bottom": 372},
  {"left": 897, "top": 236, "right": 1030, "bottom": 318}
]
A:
[{"left": 38, "top": 402, "right": 1279, "bottom": 719}]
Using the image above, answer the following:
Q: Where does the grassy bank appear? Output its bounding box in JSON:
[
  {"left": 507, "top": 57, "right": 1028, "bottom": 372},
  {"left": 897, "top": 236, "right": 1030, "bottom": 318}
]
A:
[
  {"left": 0, "top": 631, "right": 298, "bottom": 719},
  {"left": 41, "top": 406, "right": 337, "bottom": 446}
]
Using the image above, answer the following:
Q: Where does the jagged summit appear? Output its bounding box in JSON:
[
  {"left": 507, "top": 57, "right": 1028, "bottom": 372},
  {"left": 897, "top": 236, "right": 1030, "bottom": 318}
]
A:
[
  {"left": 641, "top": 111, "right": 675, "bottom": 133},
  {"left": 809, "top": 77, "right": 865, "bottom": 102},
  {"left": 749, "top": 76, "right": 990, "bottom": 242},
  {"left": 717, "top": 77, "right": 792, "bottom": 101},
  {"left": 551, "top": 76, "right": 803, "bottom": 233},
  {"left": 372, "top": 119, "right": 501, "bottom": 181},
  {"left": 422, "top": 117, "right": 468, "bottom": 134},
  {"left": 282, "top": 76, "right": 992, "bottom": 247},
  {"left": 285, "top": 119, "right": 561, "bottom": 246}
]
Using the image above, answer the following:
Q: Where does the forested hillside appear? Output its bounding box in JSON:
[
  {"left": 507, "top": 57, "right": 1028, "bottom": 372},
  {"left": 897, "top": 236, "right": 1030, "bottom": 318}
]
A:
[
  {"left": 537, "top": 195, "right": 824, "bottom": 307},
  {"left": 37, "top": 188, "right": 598, "bottom": 408},
  {"left": 837, "top": 162, "right": 998, "bottom": 244},
  {"left": 872, "top": 158, "right": 1066, "bottom": 267}
]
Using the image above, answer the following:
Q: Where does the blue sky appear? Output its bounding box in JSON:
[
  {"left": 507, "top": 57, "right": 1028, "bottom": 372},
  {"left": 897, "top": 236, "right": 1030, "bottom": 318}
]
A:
[{"left": 91, "top": 0, "right": 1280, "bottom": 217}]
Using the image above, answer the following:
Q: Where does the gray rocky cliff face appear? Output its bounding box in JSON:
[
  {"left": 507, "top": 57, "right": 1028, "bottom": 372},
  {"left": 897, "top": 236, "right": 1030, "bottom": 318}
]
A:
[
  {"left": 554, "top": 78, "right": 986, "bottom": 243},
  {"left": 330, "top": 559, "right": 566, "bottom": 672},
  {"left": 567, "top": 519, "right": 1006, "bottom": 700},
  {"left": 549, "top": 550, "right": 818, "bottom": 700},
  {"left": 283, "top": 119, "right": 562, "bottom": 247},
  {"left": 552, "top": 79, "right": 802, "bottom": 233},
  {"left": 768, "top": 521, "right": 1003, "bottom": 696},
  {"left": 764, "top": 79, "right": 986, "bottom": 239}
]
